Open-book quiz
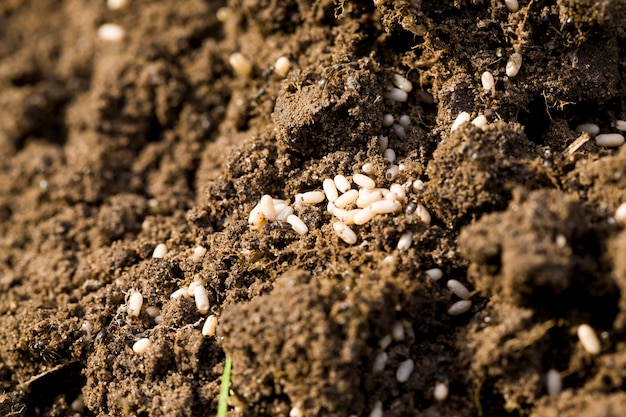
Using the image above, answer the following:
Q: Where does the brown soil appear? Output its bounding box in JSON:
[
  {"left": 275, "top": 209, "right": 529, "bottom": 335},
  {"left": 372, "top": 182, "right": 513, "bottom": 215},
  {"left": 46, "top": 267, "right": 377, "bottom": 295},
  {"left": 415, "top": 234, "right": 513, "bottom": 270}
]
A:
[{"left": 1, "top": 0, "right": 626, "bottom": 416}]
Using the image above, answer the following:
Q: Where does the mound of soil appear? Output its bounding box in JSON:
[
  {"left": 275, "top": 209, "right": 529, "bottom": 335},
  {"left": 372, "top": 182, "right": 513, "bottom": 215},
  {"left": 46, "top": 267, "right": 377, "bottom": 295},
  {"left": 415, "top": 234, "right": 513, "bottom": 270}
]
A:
[{"left": 1, "top": 0, "right": 626, "bottom": 416}]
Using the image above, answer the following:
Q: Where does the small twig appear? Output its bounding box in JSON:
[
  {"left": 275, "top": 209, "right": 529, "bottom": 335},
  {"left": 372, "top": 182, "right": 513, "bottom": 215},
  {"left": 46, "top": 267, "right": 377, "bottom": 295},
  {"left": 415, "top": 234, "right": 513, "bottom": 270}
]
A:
[{"left": 565, "top": 132, "right": 590, "bottom": 155}]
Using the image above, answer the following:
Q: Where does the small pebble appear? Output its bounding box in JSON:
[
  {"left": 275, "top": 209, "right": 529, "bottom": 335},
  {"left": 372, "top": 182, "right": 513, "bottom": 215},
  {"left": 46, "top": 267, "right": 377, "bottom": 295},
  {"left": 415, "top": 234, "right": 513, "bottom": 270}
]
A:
[
  {"left": 289, "top": 404, "right": 304, "bottom": 417},
  {"left": 577, "top": 324, "right": 601, "bottom": 354},
  {"left": 447, "top": 300, "right": 472, "bottom": 315},
  {"left": 396, "top": 359, "right": 415, "bottom": 383},
  {"left": 595, "top": 133, "right": 624, "bottom": 147},
  {"left": 132, "top": 338, "right": 151, "bottom": 354}
]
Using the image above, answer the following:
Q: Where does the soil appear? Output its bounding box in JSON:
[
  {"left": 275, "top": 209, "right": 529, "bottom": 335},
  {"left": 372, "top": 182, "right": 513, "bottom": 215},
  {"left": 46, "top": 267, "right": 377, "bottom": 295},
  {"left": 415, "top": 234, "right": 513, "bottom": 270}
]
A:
[{"left": 1, "top": 0, "right": 626, "bottom": 416}]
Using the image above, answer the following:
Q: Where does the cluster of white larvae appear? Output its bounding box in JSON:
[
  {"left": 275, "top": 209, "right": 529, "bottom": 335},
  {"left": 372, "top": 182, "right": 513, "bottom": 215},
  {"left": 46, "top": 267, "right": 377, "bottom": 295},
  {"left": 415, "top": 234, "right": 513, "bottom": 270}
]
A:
[{"left": 107, "top": 243, "right": 219, "bottom": 355}]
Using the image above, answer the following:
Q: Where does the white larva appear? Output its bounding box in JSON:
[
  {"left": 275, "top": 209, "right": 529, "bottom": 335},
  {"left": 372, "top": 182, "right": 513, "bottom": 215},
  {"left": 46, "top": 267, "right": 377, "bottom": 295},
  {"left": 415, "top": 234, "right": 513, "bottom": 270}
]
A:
[
  {"left": 303, "top": 191, "right": 326, "bottom": 204},
  {"left": 379, "top": 334, "right": 392, "bottom": 350},
  {"left": 187, "top": 279, "right": 204, "bottom": 297},
  {"left": 229, "top": 52, "right": 252, "bottom": 77},
  {"left": 287, "top": 215, "right": 308, "bottom": 235},
  {"left": 378, "top": 135, "right": 389, "bottom": 153},
  {"left": 385, "top": 165, "right": 399, "bottom": 180},
  {"left": 391, "top": 321, "right": 405, "bottom": 341},
  {"left": 362, "top": 163, "right": 376, "bottom": 175},
  {"left": 382, "top": 114, "right": 394, "bottom": 127},
  {"left": 353, "top": 173, "right": 376, "bottom": 189},
  {"left": 425, "top": 268, "right": 443, "bottom": 280},
  {"left": 97, "top": 23, "right": 125, "bottom": 42},
  {"left": 392, "top": 123, "right": 406, "bottom": 139},
  {"left": 384, "top": 148, "right": 396, "bottom": 163},
  {"left": 472, "top": 115, "right": 488, "bottom": 129},
  {"left": 447, "top": 300, "right": 472, "bottom": 315},
  {"left": 433, "top": 381, "right": 449, "bottom": 401},
  {"left": 357, "top": 190, "right": 383, "bottom": 208},
  {"left": 389, "top": 183, "right": 406, "bottom": 199},
  {"left": 481, "top": 71, "right": 495, "bottom": 93},
  {"left": 370, "top": 200, "right": 401, "bottom": 214},
  {"left": 190, "top": 246, "right": 207, "bottom": 262},
  {"left": 334, "top": 174, "right": 352, "bottom": 193},
  {"left": 616, "top": 120, "right": 626, "bottom": 131},
  {"left": 145, "top": 306, "right": 160, "bottom": 318},
  {"left": 276, "top": 205, "right": 294, "bottom": 221},
  {"left": 398, "top": 114, "right": 411, "bottom": 128},
  {"left": 152, "top": 243, "right": 168, "bottom": 258},
  {"left": 577, "top": 324, "right": 601, "bottom": 354},
  {"left": 132, "top": 338, "right": 151, "bottom": 354},
  {"left": 450, "top": 111, "right": 471, "bottom": 132},
  {"left": 396, "top": 359, "right": 415, "bottom": 383},
  {"left": 575, "top": 123, "right": 600, "bottom": 137},
  {"left": 504, "top": 0, "right": 519, "bottom": 12},
  {"left": 392, "top": 73, "right": 413, "bottom": 92},
  {"left": 323, "top": 178, "right": 339, "bottom": 203},
  {"left": 334, "top": 189, "right": 359, "bottom": 208},
  {"left": 354, "top": 207, "right": 377, "bottom": 225},
  {"left": 595, "top": 133, "right": 625, "bottom": 147},
  {"left": 369, "top": 401, "right": 383, "bottom": 417},
  {"left": 289, "top": 404, "right": 304, "bottom": 417},
  {"left": 274, "top": 56, "right": 291, "bottom": 77},
  {"left": 397, "top": 232, "right": 413, "bottom": 251},
  {"left": 260, "top": 195, "right": 276, "bottom": 221},
  {"left": 546, "top": 368, "right": 562, "bottom": 396},
  {"left": 194, "top": 285, "right": 210, "bottom": 315},
  {"left": 614, "top": 203, "right": 626, "bottom": 225},
  {"left": 170, "top": 288, "right": 188, "bottom": 299},
  {"left": 127, "top": 291, "right": 143, "bottom": 317},
  {"left": 447, "top": 279, "right": 471, "bottom": 300},
  {"left": 412, "top": 179, "right": 425, "bottom": 192},
  {"left": 384, "top": 87, "right": 408, "bottom": 102},
  {"left": 333, "top": 221, "right": 358, "bottom": 245},
  {"left": 107, "top": 0, "right": 128, "bottom": 10},
  {"left": 372, "top": 351, "right": 388, "bottom": 372},
  {"left": 506, "top": 53, "right": 523, "bottom": 77},
  {"left": 248, "top": 203, "right": 264, "bottom": 227},
  {"left": 415, "top": 203, "right": 431, "bottom": 224},
  {"left": 202, "top": 315, "right": 219, "bottom": 337}
]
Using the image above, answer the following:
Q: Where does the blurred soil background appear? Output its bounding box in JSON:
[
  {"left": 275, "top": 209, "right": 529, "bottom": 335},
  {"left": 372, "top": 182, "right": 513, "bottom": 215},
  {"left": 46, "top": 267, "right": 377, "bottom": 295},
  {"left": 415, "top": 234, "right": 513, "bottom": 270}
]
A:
[{"left": 1, "top": 0, "right": 626, "bottom": 416}]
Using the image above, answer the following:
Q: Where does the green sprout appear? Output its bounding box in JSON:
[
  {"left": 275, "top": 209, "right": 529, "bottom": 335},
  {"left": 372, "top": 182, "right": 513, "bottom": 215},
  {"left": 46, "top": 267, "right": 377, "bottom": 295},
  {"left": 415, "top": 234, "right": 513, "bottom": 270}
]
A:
[{"left": 217, "top": 356, "right": 232, "bottom": 417}]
